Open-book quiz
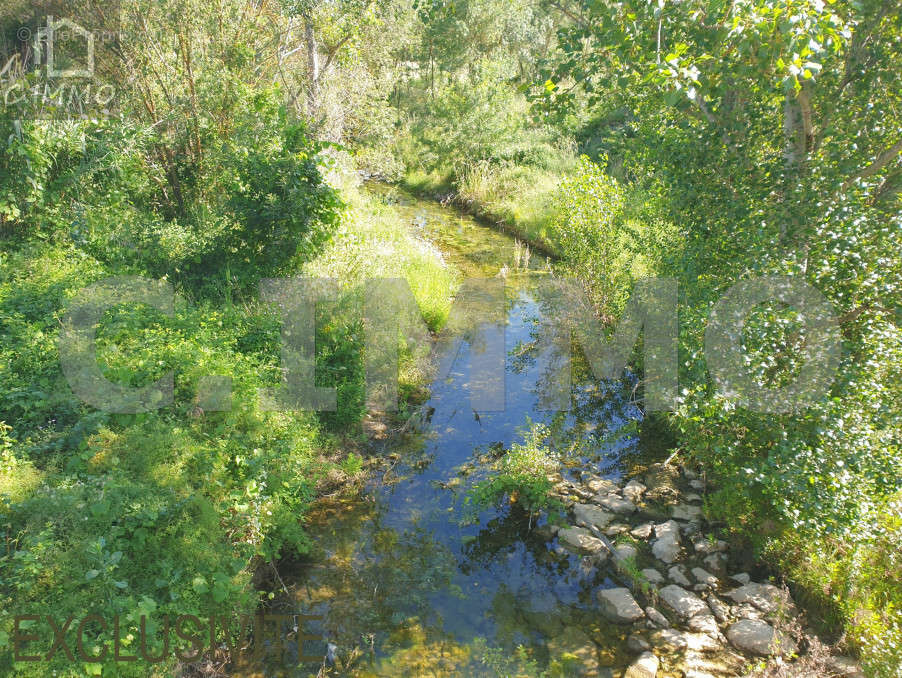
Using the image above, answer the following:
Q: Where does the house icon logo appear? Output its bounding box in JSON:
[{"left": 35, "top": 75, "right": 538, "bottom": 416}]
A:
[{"left": 34, "top": 15, "right": 94, "bottom": 78}]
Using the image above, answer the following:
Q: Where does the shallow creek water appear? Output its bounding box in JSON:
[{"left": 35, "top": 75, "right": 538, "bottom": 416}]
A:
[{"left": 242, "top": 184, "right": 656, "bottom": 676}]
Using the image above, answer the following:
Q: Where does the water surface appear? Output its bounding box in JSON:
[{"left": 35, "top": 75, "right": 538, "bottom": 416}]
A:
[{"left": 249, "top": 184, "right": 647, "bottom": 676}]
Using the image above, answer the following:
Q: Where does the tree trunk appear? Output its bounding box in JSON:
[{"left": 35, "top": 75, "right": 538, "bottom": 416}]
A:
[{"left": 305, "top": 20, "right": 320, "bottom": 117}]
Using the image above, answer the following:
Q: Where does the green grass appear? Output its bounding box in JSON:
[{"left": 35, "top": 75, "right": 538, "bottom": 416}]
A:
[{"left": 0, "top": 172, "right": 457, "bottom": 676}]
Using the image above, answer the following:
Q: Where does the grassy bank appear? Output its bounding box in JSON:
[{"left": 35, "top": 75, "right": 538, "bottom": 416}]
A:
[
  {"left": 0, "top": 155, "right": 454, "bottom": 676},
  {"left": 402, "top": 154, "right": 573, "bottom": 257}
]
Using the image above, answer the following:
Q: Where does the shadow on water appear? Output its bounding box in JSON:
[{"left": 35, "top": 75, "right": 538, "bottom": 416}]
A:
[{"left": 238, "top": 184, "right": 649, "bottom": 677}]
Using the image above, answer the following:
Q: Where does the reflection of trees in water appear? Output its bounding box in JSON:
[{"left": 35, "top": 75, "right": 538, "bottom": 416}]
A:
[
  {"left": 293, "top": 518, "right": 460, "bottom": 669},
  {"left": 458, "top": 503, "right": 567, "bottom": 578},
  {"left": 506, "top": 287, "right": 643, "bottom": 466}
]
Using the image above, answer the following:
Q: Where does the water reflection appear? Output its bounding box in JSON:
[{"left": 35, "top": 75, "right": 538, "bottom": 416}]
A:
[{"left": 240, "top": 187, "right": 645, "bottom": 677}]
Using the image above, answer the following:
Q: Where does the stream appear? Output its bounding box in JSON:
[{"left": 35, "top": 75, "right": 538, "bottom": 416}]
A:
[{"left": 243, "top": 184, "right": 660, "bottom": 676}]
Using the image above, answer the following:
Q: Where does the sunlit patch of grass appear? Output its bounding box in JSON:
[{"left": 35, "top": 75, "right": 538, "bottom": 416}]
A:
[{"left": 303, "top": 185, "right": 458, "bottom": 332}]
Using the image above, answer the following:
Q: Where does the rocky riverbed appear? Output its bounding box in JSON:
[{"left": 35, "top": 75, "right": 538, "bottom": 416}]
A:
[{"left": 535, "top": 461, "right": 866, "bottom": 678}]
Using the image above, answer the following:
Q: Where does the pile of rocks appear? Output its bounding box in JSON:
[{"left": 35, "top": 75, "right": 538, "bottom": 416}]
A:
[{"left": 538, "top": 463, "right": 864, "bottom": 677}]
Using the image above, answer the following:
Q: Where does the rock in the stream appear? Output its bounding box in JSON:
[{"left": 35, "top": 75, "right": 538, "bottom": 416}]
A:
[
  {"left": 572, "top": 503, "right": 616, "bottom": 531},
  {"left": 604, "top": 523, "right": 631, "bottom": 536},
  {"left": 614, "top": 543, "right": 638, "bottom": 562},
  {"left": 692, "top": 567, "right": 720, "bottom": 589},
  {"left": 733, "top": 603, "right": 764, "bottom": 620},
  {"left": 689, "top": 479, "right": 706, "bottom": 491},
  {"left": 687, "top": 613, "right": 720, "bottom": 637},
  {"left": 624, "top": 651, "right": 659, "bottom": 678},
  {"left": 693, "top": 537, "right": 728, "bottom": 554},
  {"left": 725, "top": 618, "right": 798, "bottom": 657},
  {"left": 668, "top": 564, "right": 693, "bottom": 587},
  {"left": 597, "top": 587, "right": 645, "bottom": 623},
  {"left": 557, "top": 526, "right": 607, "bottom": 556},
  {"left": 630, "top": 522, "right": 654, "bottom": 539},
  {"left": 622, "top": 479, "right": 647, "bottom": 503},
  {"left": 725, "top": 582, "right": 795, "bottom": 615},
  {"left": 706, "top": 594, "right": 731, "bottom": 623},
  {"left": 672, "top": 503, "right": 704, "bottom": 521},
  {"left": 702, "top": 552, "right": 728, "bottom": 575},
  {"left": 652, "top": 520, "right": 682, "bottom": 563},
  {"left": 586, "top": 477, "right": 619, "bottom": 494},
  {"left": 645, "top": 606, "right": 670, "bottom": 629},
  {"left": 649, "top": 628, "right": 687, "bottom": 652},
  {"left": 659, "top": 584, "right": 709, "bottom": 619},
  {"left": 597, "top": 494, "right": 638, "bottom": 514},
  {"left": 641, "top": 568, "right": 665, "bottom": 585}
]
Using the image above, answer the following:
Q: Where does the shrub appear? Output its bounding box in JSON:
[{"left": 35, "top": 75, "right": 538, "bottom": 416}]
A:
[{"left": 466, "top": 422, "right": 561, "bottom": 521}]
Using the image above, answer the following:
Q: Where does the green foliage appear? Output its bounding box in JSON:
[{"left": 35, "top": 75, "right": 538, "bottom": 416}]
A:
[
  {"left": 550, "top": 156, "right": 628, "bottom": 318},
  {"left": 466, "top": 423, "right": 561, "bottom": 518},
  {"left": 540, "top": 1, "right": 902, "bottom": 673}
]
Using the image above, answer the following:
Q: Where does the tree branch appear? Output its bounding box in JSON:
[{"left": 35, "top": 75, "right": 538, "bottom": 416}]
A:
[{"left": 842, "top": 138, "right": 902, "bottom": 190}]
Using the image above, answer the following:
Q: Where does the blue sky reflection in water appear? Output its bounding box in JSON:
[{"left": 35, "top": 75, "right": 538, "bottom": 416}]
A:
[{"left": 272, "top": 191, "right": 645, "bottom": 675}]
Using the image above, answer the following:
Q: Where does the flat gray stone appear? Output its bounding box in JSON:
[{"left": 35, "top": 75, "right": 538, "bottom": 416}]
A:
[
  {"left": 687, "top": 613, "right": 720, "bottom": 637},
  {"left": 672, "top": 503, "right": 703, "bottom": 521},
  {"left": 659, "top": 584, "right": 709, "bottom": 619},
  {"left": 597, "top": 587, "right": 645, "bottom": 623},
  {"left": 604, "top": 523, "right": 631, "bottom": 536},
  {"left": 693, "top": 537, "right": 728, "bottom": 554},
  {"left": 630, "top": 522, "right": 654, "bottom": 539},
  {"left": 624, "top": 651, "right": 659, "bottom": 678},
  {"left": 652, "top": 520, "right": 682, "bottom": 563},
  {"left": 645, "top": 606, "right": 670, "bottom": 628},
  {"left": 572, "top": 503, "right": 616, "bottom": 531},
  {"left": 668, "top": 564, "right": 693, "bottom": 587},
  {"left": 692, "top": 567, "right": 720, "bottom": 589},
  {"left": 730, "top": 572, "right": 751, "bottom": 585},
  {"left": 725, "top": 582, "right": 794, "bottom": 615},
  {"left": 641, "top": 568, "right": 665, "bottom": 585},
  {"left": 614, "top": 543, "right": 638, "bottom": 562},
  {"left": 597, "top": 494, "right": 638, "bottom": 514},
  {"left": 558, "top": 526, "right": 607, "bottom": 555},
  {"left": 726, "top": 618, "right": 798, "bottom": 657},
  {"left": 706, "top": 594, "right": 731, "bottom": 623},
  {"left": 702, "top": 552, "right": 728, "bottom": 575}
]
